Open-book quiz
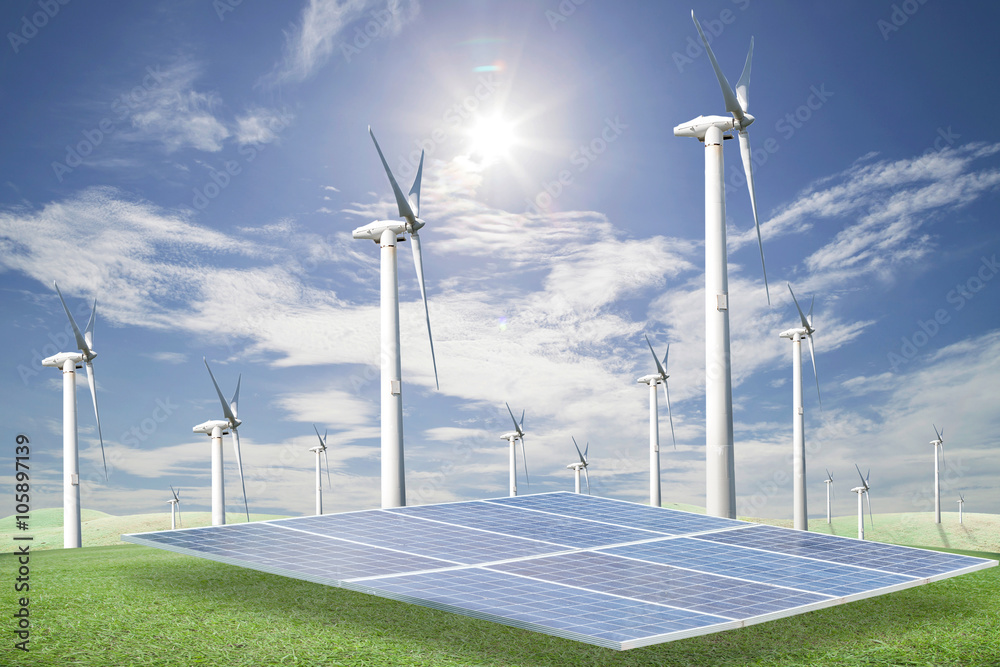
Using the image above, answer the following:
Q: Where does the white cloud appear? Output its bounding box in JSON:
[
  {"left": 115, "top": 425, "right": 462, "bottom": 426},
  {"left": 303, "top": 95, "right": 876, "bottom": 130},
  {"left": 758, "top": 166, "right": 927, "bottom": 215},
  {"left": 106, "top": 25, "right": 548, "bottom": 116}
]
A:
[{"left": 234, "top": 107, "right": 294, "bottom": 146}]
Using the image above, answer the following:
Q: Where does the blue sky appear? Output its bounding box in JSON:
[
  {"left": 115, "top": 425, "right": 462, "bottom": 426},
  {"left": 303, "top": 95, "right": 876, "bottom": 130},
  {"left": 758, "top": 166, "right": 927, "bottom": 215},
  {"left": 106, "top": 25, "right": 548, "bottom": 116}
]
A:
[{"left": 1, "top": 0, "right": 998, "bottom": 523}]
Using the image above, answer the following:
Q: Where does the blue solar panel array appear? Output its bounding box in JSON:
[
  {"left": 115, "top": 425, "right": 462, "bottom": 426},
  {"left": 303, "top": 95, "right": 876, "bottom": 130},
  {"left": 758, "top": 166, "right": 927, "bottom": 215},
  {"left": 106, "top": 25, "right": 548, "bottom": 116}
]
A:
[{"left": 123, "top": 492, "right": 996, "bottom": 650}]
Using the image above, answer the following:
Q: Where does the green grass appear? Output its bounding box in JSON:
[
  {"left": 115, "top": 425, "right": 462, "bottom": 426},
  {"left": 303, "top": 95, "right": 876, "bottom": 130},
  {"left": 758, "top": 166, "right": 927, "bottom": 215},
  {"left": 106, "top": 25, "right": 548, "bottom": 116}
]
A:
[{"left": 1, "top": 542, "right": 998, "bottom": 666}]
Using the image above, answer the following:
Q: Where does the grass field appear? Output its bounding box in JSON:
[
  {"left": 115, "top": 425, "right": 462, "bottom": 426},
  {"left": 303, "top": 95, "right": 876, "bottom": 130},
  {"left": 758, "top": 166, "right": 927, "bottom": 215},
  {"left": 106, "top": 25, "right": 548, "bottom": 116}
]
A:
[{"left": 2, "top": 509, "right": 998, "bottom": 666}]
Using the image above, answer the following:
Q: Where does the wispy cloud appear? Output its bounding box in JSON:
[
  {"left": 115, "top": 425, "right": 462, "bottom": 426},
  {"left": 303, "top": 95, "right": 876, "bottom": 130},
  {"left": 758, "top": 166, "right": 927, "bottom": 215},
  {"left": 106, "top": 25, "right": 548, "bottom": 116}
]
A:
[{"left": 234, "top": 107, "right": 294, "bottom": 146}]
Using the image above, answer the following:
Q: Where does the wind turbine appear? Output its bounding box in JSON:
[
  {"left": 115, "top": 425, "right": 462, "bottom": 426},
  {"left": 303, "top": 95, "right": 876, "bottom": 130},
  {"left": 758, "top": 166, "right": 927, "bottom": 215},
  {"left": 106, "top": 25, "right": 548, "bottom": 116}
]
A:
[
  {"left": 499, "top": 403, "right": 528, "bottom": 497},
  {"left": 637, "top": 334, "right": 677, "bottom": 507},
  {"left": 850, "top": 464, "right": 873, "bottom": 540},
  {"left": 168, "top": 486, "right": 182, "bottom": 530},
  {"left": 41, "top": 282, "right": 108, "bottom": 549},
  {"left": 310, "top": 425, "right": 333, "bottom": 515},
  {"left": 930, "top": 424, "right": 945, "bottom": 523},
  {"left": 192, "top": 358, "right": 250, "bottom": 526},
  {"left": 674, "top": 11, "right": 770, "bottom": 519},
  {"left": 957, "top": 493, "right": 965, "bottom": 524},
  {"left": 352, "top": 126, "right": 438, "bottom": 509},
  {"left": 823, "top": 469, "right": 834, "bottom": 525},
  {"left": 567, "top": 437, "right": 590, "bottom": 495},
  {"left": 780, "top": 284, "right": 821, "bottom": 531}
]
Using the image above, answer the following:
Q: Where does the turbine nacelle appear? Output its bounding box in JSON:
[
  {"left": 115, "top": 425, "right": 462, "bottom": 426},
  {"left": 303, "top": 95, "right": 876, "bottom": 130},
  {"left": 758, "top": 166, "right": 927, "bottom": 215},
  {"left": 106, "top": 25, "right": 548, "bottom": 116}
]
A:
[
  {"left": 636, "top": 373, "right": 662, "bottom": 385},
  {"left": 673, "top": 114, "right": 754, "bottom": 140},
  {"left": 499, "top": 431, "right": 520, "bottom": 441},
  {"left": 42, "top": 351, "right": 85, "bottom": 368},
  {"left": 352, "top": 220, "right": 408, "bottom": 242},
  {"left": 778, "top": 326, "right": 810, "bottom": 339},
  {"left": 193, "top": 419, "right": 233, "bottom": 435}
]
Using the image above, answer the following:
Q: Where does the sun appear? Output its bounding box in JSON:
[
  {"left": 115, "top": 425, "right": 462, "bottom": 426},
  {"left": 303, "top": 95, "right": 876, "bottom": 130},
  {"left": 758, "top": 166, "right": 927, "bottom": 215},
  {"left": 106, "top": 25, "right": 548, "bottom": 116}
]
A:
[{"left": 467, "top": 114, "right": 516, "bottom": 162}]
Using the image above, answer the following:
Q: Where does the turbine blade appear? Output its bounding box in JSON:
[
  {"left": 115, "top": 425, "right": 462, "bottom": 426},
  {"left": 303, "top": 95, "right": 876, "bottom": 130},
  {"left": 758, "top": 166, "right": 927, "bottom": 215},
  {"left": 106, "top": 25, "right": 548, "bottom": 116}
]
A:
[
  {"left": 369, "top": 126, "right": 416, "bottom": 220},
  {"left": 519, "top": 438, "right": 529, "bottom": 485},
  {"left": 84, "top": 361, "right": 108, "bottom": 481},
  {"left": 54, "top": 282, "right": 92, "bottom": 356},
  {"left": 230, "top": 428, "right": 250, "bottom": 523},
  {"left": 505, "top": 402, "right": 520, "bottom": 432},
  {"left": 691, "top": 11, "right": 744, "bottom": 119},
  {"left": 313, "top": 424, "right": 326, "bottom": 448},
  {"left": 644, "top": 334, "right": 668, "bottom": 379},
  {"left": 230, "top": 374, "right": 241, "bottom": 420},
  {"left": 204, "top": 358, "right": 238, "bottom": 425},
  {"left": 519, "top": 409, "right": 525, "bottom": 434},
  {"left": 933, "top": 423, "right": 943, "bottom": 442},
  {"left": 855, "top": 463, "right": 866, "bottom": 487},
  {"left": 323, "top": 448, "right": 332, "bottom": 491},
  {"left": 583, "top": 466, "right": 591, "bottom": 495},
  {"left": 866, "top": 492, "right": 874, "bottom": 528},
  {"left": 806, "top": 334, "right": 822, "bottom": 409},
  {"left": 409, "top": 231, "right": 439, "bottom": 390},
  {"left": 807, "top": 296, "right": 815, "bottom": 329},
  {"left": 171, "top": 485, "right": 179, "bottom": 502},
  {"left": 408, "top": 150, "right": 423, "bottom": 219},
  {"left": 572, "top": 436, "right": 586, "bottom": 464},
  {"left": 584, "top": 441, "right": 589, "bottom": 460},
  {"left": 84, "top": 299, "right": 97, "bottom": 351},
  {"left": 740, "top": 130, "right": 769, "bottom": 304},
  {"left": 787, "top": 284, "right": 811, "bottom": 331},
  {"left": 663, "top": 378, "right": 677, "bottom": 450},
  {"left": 735, "top": 37, "right": 753, "bottom": 113}
]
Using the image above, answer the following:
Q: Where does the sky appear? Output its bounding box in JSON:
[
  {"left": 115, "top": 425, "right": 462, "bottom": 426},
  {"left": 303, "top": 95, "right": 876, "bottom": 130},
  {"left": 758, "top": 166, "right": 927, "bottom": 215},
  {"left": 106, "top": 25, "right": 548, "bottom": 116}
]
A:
[{"left": 1, "top": 0, "right": 998, "bottom": 526}]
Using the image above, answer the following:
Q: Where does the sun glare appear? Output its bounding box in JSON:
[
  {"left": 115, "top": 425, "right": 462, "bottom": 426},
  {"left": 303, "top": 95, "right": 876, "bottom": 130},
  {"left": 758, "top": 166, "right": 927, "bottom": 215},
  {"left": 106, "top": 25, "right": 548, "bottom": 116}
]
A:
[{"left": 468, "top": 115, "right": 516, "bottom": 162}]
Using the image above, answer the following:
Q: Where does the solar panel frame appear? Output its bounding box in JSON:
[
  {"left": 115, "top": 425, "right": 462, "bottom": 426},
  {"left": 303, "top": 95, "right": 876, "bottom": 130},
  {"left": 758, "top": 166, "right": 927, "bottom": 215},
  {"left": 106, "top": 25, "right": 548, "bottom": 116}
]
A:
[{"left": 122, "top": 491, "right": 997, "bottom": 651}]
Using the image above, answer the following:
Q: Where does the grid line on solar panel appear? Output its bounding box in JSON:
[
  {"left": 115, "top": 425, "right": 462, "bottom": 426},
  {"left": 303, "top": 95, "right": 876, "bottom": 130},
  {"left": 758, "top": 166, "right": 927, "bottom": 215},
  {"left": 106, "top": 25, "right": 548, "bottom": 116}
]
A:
[
  {"left": 386, "top": 499, "right": 665, "bottom": 548},
  {"left": 485, "top": 492, "right": 747, "bottom": 535},
  {"left": 695, "top": 524, "right": 992, "bottom": 578},
  {"left": 352, "top": 566, "right": 735, "bottom": 647},
  {"left": 485, "top": 551, "right": 831, "bottom": 619},
  {"left": 599, "top": 536, "right": 919, "bottom": 596}
]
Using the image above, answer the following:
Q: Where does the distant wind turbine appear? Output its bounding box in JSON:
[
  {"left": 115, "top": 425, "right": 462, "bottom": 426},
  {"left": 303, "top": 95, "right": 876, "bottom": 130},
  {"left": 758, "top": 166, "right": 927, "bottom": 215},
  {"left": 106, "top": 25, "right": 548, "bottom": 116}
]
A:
[
  {"left": 567, "top": 437, "right": 590, "bottom": 495},
  {"left": 352, "top": 127, "right": 438, "bottom": 509},
  {"left": 957, "top": 493, "right": 965, "bottom": 524},
  {"left": 310, "top": 425, "right": 333, "bottom": 515},
  {"left": 193, "top": 359, "right": 250, "bottom": 526},
  {"left": 41, "top": 282, "right": 108, "bottom": 549},
  {"left": 780, "top": 284, "right": 821, "bottom": 531},
  {"left": 637, "top": 334, "right": 677, "bottom": 507},
  {"left": 823, "top": 469, "right": 834, "bottom": 525},
  {"left": 930, "top": 424, "right": 945, "bottom": 524},
  {"left": 850, "top": 464, "right": 873, "bottom": 540},
  {"left": 499, "top": 403, "right": 528, "bottom": 497},
  {"left": 674, "top": 11, "right": 770, "bottom": 518},
  {"left": 168, "top": 486, "right": 182, "bottom": 530}
]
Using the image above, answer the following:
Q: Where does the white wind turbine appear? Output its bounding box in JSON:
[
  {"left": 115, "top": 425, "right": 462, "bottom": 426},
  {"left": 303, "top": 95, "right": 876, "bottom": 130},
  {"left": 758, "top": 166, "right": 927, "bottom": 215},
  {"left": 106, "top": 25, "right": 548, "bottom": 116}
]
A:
[
  {"left": 957, "top": 493, "right": 965, "bottom": 524},
  {"left": 310, "top": 425, "right": 333, "bottom": 515},
  {"left": 167, "top": 486, "right": 182, "bottom": 530},
  {"left": 352, "top": 127, "right": 438, "bottom": 509},
  {"left": 823, "top": 469, "right": 834, "bottom": 525},
  {"left": 499, "top": 403, "right": 528, "bottom": 497},
  {"left": 192, "top": 359, "right": 250, "bottom": 526},
  {"left": 930, "top": 424, "right": 945, "bottom": 524},
  {"left": 780, "top": 284, "right": 821, "bottom": 531},
  {"left": 41, "top": 282, "right": 108, "bottom": 549},
  {"left": 637, "top": 334, "right": 677, "bottom": 507},
  {"left": 850, "top": 464, "right": 873, "bottom": 540},
  {"left": 567, "top": 437, "right": 590, "bottom": 495},
  {"left": 674, "top": 11, "right": 771, "bottom": 519}
]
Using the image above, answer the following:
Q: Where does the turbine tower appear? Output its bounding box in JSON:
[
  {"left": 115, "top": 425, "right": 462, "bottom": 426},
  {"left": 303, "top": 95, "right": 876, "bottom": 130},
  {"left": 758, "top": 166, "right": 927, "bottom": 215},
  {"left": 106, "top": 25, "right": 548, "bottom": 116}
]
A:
[
  {"left": 352, "top": 127, "right": 438, "bottom": 509},
  {"left": 567, "top": 437, "right": 590, "bottom": 494},
  {"left": 168, "top": 486, "right": 182, "bottom": 530},
  {"left": 850, "top": 464, "right": 873, "bottom": 540},
  {"left": 310, "top": 425, "right": 333, "bottom": 515},
  {"left": 674, "top": 11, "right": 770, "bottom": 518},
  {"left": 637, "top": 334, "right": 677, "bottom": 507},
  {"left": 41, "top": 282, "right": 108, "bottom": 549},
  {"left": 779, "top": 284, "right": 821, "bottom": 531},
  {"left": 823, "top": 469, "right": 834, "bottom": 525},
  {"left": 499, "top": 403, "right": 528, "bottom": 497},
  {"left": 930, "top": 424, "right": 945, "bottom": 523},
  {"left": 957, "top": 493, "right": 965, "bottom": 524},
  {"left": 193, "top": 359, "right": 250, "bottom": 526}
]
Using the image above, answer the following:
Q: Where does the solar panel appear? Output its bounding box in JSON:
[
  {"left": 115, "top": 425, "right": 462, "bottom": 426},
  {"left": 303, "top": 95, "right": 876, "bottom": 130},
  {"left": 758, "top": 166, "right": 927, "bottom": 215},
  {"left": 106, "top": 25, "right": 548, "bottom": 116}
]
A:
[{"left": 122, "top": 492, "right": 997, "bottom": 651}]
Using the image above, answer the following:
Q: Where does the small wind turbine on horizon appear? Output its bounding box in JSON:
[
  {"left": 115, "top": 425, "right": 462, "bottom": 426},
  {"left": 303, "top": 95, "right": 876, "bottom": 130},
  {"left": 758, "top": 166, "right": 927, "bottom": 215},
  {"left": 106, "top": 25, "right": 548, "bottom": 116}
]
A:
[
  {"left": 780, "top": 284, "right": 821, "bottom": 531},
  {"left": 823, "top": 469, "right": 834, "bottom": 525},
  {"left": 352, "top": 127, "right": 439, "bottom": 509},
  {"left": 637, "top": 334, "right": 677, "bottom": 508},
  {"left": 168, "top": 486, "right": 182, "bottom": 530},
  {"left": 674, "top": 10, "right": 771, "bottom": 519},
  {"left": 193, "top": 358, "right": 250, "bottom": 526},
  {"left": 850, "top": 464, "right": 873, "bottom": 540},
  {"left": 310, "top": 425, "right": 333, "bottom": 515},
  {"left": 499, "top": 403, "right": 528, "bottom": 497},
  {"left": 957, "top": 493, "right": 965, "bottom": 524},
  {"left": 41, "top": 282, "right": 108, "bottom": 549},
  {"left": 567, "top": 437, "right": 590, "bottom": 495},
  {"left": 930, "top": 424, "right": 945, "bottom": 524}
]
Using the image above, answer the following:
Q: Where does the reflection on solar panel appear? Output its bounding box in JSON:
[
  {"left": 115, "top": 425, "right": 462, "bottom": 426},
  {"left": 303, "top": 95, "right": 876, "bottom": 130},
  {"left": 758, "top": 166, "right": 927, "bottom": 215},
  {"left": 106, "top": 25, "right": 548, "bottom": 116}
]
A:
[{"left": 122, "top": 492, "right": 996, "bottom": 650}]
